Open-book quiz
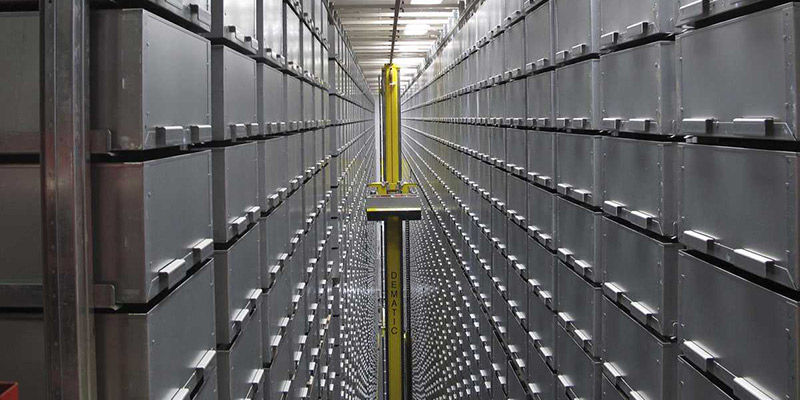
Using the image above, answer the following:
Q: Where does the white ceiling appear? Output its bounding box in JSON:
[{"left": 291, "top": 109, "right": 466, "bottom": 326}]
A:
[{"left": 330, "top": 0, "right": 460, "bottom": 92}]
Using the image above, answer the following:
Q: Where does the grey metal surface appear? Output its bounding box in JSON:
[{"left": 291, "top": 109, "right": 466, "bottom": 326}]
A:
[
  {"left": 96, "top": 259, "right": 216, "bottom": 399},
  {"left": 526, "top": 71, "right": 555, "bottom": 128},
  {"left": 527, "top": 327, "right": 557, "bottom": 400},
  {"left": 556, "top": 196, "right": 602, "bottom": 283},
  {"left": 601, "top": 217, "right": 679, "bottom": 337},
  {"left": 677, "top": 0, "right": 774, "bottom": 25},
  {"left": 678, "top": 250, "right": 799, "bottom": 400},
  {"left": 599, "top": 0, "right": 675, "bottom": 48},
  {"left": 0, "top": 12, "right": 39, "bottom": 153},
  {"left": 600, "top": 136, "right": 678, "bottom": 237},
  {"left": 93, "top": 151, "right": 213, "bottom": 304},
  {"left": 208, "top": 0, "right": 257, "bottom": 54},
  {"left": 258, "top": 0, "right": 284, "bottom": 60},
  {"left": 218, "top": 294, "right": 264, "bottom": 400},
  {"left": 257, "top": 136, "right": 288, "bottom": 212},
  {"left": 556, "top": 262, "right": 602, "bottom": 358},
  {"left": 0, "top": 164, "right": 42, "bottom": 285},
  {"left": 556, "top": 324, "right": 602, "bottom": 400},
  {"left": 553, "top": 0, "right": 599, "bottom": 62},
  {"left": 92, "top": 9, "right": 212, "bottom": 150},
  {"left": 527, "top": 183, "right": 557, "bottom": 250},
  {"left": 524, "top": 1, "right": 555, "bottom": 73},
  {"left": 527, "top": 236, "right": 557, "bottom": 312},
  {"left": 678, "top": 143, "right": 799, "bottom": 290},
  {"left": 258, "top": 64, "right": 286, "bottom": 135},
  {"left": 677, "top": 357, "right": 734, "bottom": 400},
  {"left": 526, "top": 130, "right": 557, "bottom": 190},
  {"left": 600, "top": 41, "right": 677, "bottom": 135},
  {"left": 556, "top": 132, "right": 601, "bottom": 207},
  {"left": 677, "top": 4, "right": 800, "bottom": 140},
  {"left": 555, "top": 59, "right": 600, "bottom": 130},
  {"left": 212, "top": 45, "right": 258, "bottom": 141},
  {"left": 601, "top": 297, "right": 677, "bottom": 400},
  {"left": 212, "top": 142, "right": 259, "bottom": 243},
  {"left": 528, "top": 274, "right": 557, "bottom": 368},
  {"left": 214, "top": 223, "right": 261, "bottom": 345}
]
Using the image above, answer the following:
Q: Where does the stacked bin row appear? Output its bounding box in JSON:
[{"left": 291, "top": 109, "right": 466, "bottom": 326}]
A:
[
  {"left": 0, "top": 0, "right": 373, "bottom": 398},
  {"left": 401, "top": 0, "right": 800, "bottom": 399}
]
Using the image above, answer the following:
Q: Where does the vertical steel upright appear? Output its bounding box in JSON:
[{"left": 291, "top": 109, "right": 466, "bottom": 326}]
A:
[{"left": 41, "top": 0, "right": 97, "bottom": 398}]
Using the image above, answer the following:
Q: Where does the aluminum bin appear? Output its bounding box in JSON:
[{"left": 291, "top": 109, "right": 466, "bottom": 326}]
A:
[
  {"left": 528, "top": 280, "right": 557, "bottom": 369},
  {"left": 527, "top": 237, "right": 557, "bottom": 311},
  {"left": 677, "top": 4, "right": 800, "bottom": 140},
  {"left": 258, "top": 64, "right": 286, "bottom": 135},
  {"left": 503, "top": 19, "right": 526, "bottom": 77},
  {"left": 600, "top": 297, "right": 677, "bottom": 400},
  {"left": 600, "top": 41, "right": 677, "bottom": 135},
  {"left": 218, "top": 295, "right": 264, "bottom": 400},
  {"left": 214, "top": 223, "right": 262, "bottom": 345},
  {"left": 258, "top": 0, "right": 284, "bottom": 61},
  {"left": 526, "top": 130, "right": 556, "bottom": 189},
  {"left": 0, "top": 164, "right": 41, "bottom": 286},
  {"left": 678, "top": 250, "right": 800, "bottom": 400},
  {"left": 507, "top": 175, "right": 527, "bottom": 225},
  {"left": 91, "top": 9, "right": 212, "bottom": 151},
  {"left": 678, "top": 143, "right": 800, "bottom": 290},
  {"left": 556, "top": 324, "right": 602, "bottom": 400},
  {"left": 212, "top": 142, "right": 260, "bottom": 243},
  {"left": 677, "top": 0, "right": 777, "bottom": 26},
  {"left": 258, "top": 136, "right": 289, "bottom": 213},
  {"left": 556, "top": 197, "right": 602, "bottom": 283},
  {"left": 677, "top": 357, "right": 733, "bottom": 400},
  {"left": 208, "top": 0, "right": 258, "bottom": 54},
  {"left": 524, "top": 1, "right": 554, "bottom": 73},
  {"left": 599, "top": 0, "right": 675, "bottom": 48},
  {"left": 212, "top": 45, "right": 258, "bottom": 141},
  {"left": 527, "top": 71, "right": 555, "bottom": 129},
  {"left": 556, "top": 262, "right": 602, "bottom": 358},
  {"left": 96, "top": 260, "right": 217, "bottom": 400},
  {"left": 553, "top": 0, "right": 599, "bottom": 63},
  {"left": 601, "top": 217, "right": 679, "bottom": 337},
  {"left": 93, "top": 151, "right": 213, "bottom": 304},
  {"left": 556, "top": 133, "right": 601, "bottom": 207},
  {"left": 555, "top": 59, "right": 600, "bottom": 130},
  {"left": 0, "top": 13, "right": 39, "bottom": 154},
  {"left": 600, "top": 136, "right": 678, "bottom": 237},
  {"left": 527, "top": 183, "right": 557, "bottom": 250}
]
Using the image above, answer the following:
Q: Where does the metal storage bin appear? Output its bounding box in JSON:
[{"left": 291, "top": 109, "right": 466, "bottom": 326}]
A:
[
  {"left": 212, "top": 45, "right": 258, "bottom": 141},
  {"left": 556, "top": 197, "right": 602, "bottom": 283},
  {"left": 506, "top": 128, "right": 527, "bottom": 175},
  {"left": 553, "top": 0, "right": 599, "bottom": 63},
  {"left": 678, "top": 250, "right": 800, "bottom": 400},
  {"left": 287, "top": 76, "right": 303, "bottom": 129},
  {"left": 600, "top": 297, "right": 677, "bottom": 400},
  {"left": 91, "top": 9, "right": 212, "bottom": 151},
  {"left": 0, "top": 313, "right": 44, "bottom": 400},
  {"left": 599, "top": 0, "right": 675, "bottom": 48},
  {"left": 600, "top": 42, "right": 677, "bottom": 135},
  {"left": 212, "top": 142, "right": 259, "bottom": 243},
  {"left": 505, "top": 81, "right": 527, "bottom": 126},
  {"left": 218, "top": 296, "right": 264, "bottom": 400},
  {"left": 527, "top": 236, "right": 557, "bottom": 311},
  {"left": 601, "top": 217, "right": 679, "bottom": 337},
  {"left": 526, "top": 130, "right": 556, "bottom": 189},
  {"left": 556, "top": 133, "right": 601, "bottom": 207},
  {"left": 258, "top": 64, "right": 286, "bottom": 135},
  {"left": 0, "top": 164, "right": 41, "bottom": 286},
  {"left": 260, "top": 204, "right": 289, "bottom": 289},
  {"left": 258, "top": 0, "right": 284, "bottom": 61},
  {"left": 503, "top": 20, "right": 526, "bottom": 77},
  {"left": 258, "top": 136, "right": 289, "bottom": 212},
  {"left": 556, "top": 262, "right": 602, "bottom": 358},
  {"left": 214, "top": 223, "right": 261, "bottom": 344},
  {"left": 677, "top": 357, "right": 734, "bottom": 400},
  {"left": 528, "top": 277, "right": 557, "bottom": 367},
  {"left": 555, "top": 59, "right": 600, "bottom": 130},
  {"left": 600, "top": 136, "right": 678, "bottom": 237},
  {"left": 524, "top": 1, "right": 554, "bottom": 73},
  {"left": 601, "top": 375, "right": 626, "bottom": 400},
  {"left": 93, "top": 151, "right": 213, "bottom": 304},
  {"left": 96, "top": 260, "right": 217, "bottom": 400},
  {"left": 208, "top": 0, "right": 257, "bottom": 53},
  {"left": 527, "top": 183, "right": 556, "bottom": 250},
  {"left": 678, "top": 143, "right": 800, "bottom": 290},
  {"left": 556, "top": 324, "right": 602, "bottom": 400},
  {"left": 677, "top": 0, "right": 776, "bottom": 25},
  {"left": 507, "top": 175, "right": 527, "bottom": 225},
  {"left": 0, "top": 13, "right": 39, "bottom": 154},
  {"left": 677, "top": 4, "right": 800, "bottom": 140}
]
